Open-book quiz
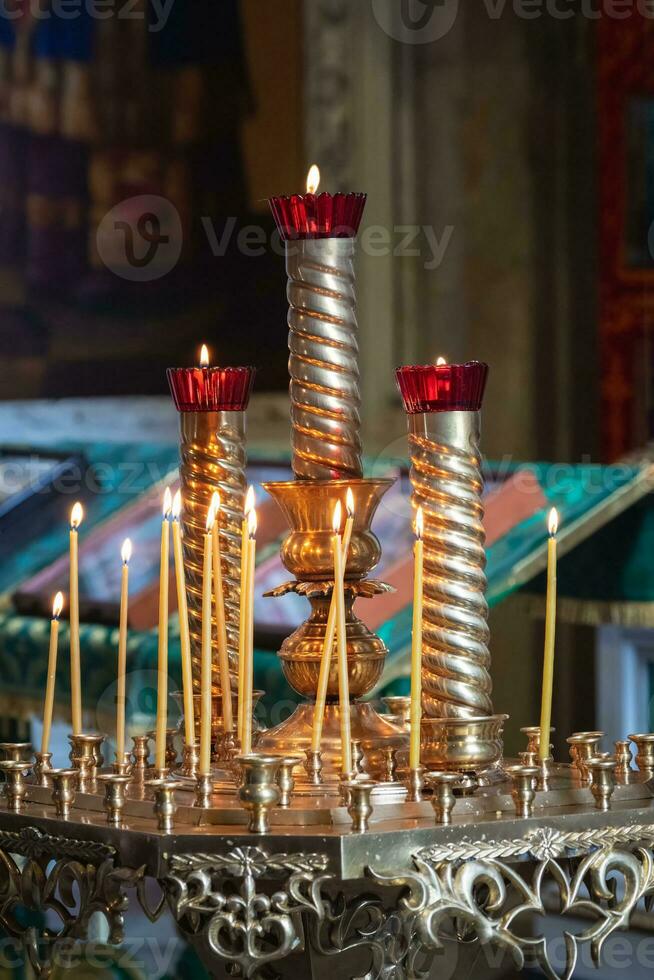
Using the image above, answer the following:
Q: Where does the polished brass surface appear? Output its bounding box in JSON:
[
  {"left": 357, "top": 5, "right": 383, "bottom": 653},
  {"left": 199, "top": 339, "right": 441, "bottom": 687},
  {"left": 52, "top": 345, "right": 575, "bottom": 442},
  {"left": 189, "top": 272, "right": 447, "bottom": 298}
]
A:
[
  {"left": 567, "top": 732, "right": 605, "bottom": 782},
  {"left": 237, "top": 755, "right": 282, "bottom": 833},
  {"left": 194, "top": 773, "right": 213, "bottom": 810},
  {"left": 505, "top": 764, "right": 539, "bottom": 818},
  {"left": 180, "top": 740, "right": 200, "bottom": 778},
  {"left": 97, "top": 773, "right": 131, "bottom": 825},
  {"left": 68, "top": 734, "right": 104, "bottom": 790},
  {"left": 421, "top": 714, "right": 508, "bottom": 775},
  {"left": 286, "top": 238, "right": 362, "bottom": 481},
  {"left": 275, "top": 756, "right": 303, "bottom": 807},
  {"left": 406, "top": 766, "right": 425, "bottom": 803},
  {"left": 615, "top": 739, "right": 634, "bottom": 777},
  {"left": 0, "top": 743, "right": 32, "bottom": 763},
  {"left": 148, "top": 779, "right": 186, "bottom": 832},
  {"left": 263, "top": 478, "right": 392, "bottom": 582},
  {"left": 382, "top": 696, "right": 412, "bottom": 731},
  {"left": 113, "top": 751, "right": 133, "bottom": 777},
  {"left": 629, "top": 733, "right": 654, "bottom": 778},
  {"left": 258, "top": 702, "right": 405, "bottom": 788},
  {"left": 304, "top": 748, "right": 323, "bottom": 786},
  {"left": 425, "top": 771, "right": 460, "bottom": 825},
  {"left": 521, "top": 725, "right": 554, "bottom": 756},
  {"left": 351, "top": 739, "right": 365, "bottom": 775},
  {"left": 589, "top": 757, "right": 617, "bottom": 811},
  {"left": 0, "top": 762, "right": 31, "bottom": 812},
  {"left": 33, "top": 752, "right": 53, "bottom": 787},
  {"left": 343, "top": 779, "right": 375, "bottom": 832},
  {"left": 381, "top": 746, "right": 398, "bottom": 783},
  {"left": 131, "top": 734, "right": 151, "bottom": 777},
  {"left": 408, "top": 412, "right": 493, "bottom": 720},
  {"left": 49, "top": 769, "right": 78, "bottom": 818},
  {"left": 179, "top": 411, "right": 246, "bottom": 710}
]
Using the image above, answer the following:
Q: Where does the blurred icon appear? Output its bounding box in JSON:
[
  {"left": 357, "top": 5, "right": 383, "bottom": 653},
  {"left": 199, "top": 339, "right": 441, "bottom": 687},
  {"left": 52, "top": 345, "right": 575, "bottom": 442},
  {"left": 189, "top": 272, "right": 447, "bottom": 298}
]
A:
[
  {"left": 372, "top": 0, "right": 460, "bottom": 44},
  {"left": 96, "top": 195, "right": 183, "bottom": 282}
]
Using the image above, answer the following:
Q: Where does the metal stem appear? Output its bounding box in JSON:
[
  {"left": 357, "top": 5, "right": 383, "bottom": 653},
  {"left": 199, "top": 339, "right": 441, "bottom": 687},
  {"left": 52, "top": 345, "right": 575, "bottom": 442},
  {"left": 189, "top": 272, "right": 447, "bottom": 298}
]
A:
[
  {"left": 409, "top": 411, "right": 493, "bottom": 718},
  {"left": 286, "top": 238, "right": 363, "bottom": 480},
  {"left": 179, "top": 411, "right": 246, "bottom": 700}
]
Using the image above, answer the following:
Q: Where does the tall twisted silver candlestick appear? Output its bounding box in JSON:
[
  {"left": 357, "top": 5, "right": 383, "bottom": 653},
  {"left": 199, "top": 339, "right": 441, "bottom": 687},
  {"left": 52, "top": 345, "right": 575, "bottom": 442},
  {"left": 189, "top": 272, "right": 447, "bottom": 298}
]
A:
[
  {"left": 409, "top": 411, "right": 493, "bottom": 718},
  {"left": 286, "top": 237, "right": 363, "bottom": 481}
]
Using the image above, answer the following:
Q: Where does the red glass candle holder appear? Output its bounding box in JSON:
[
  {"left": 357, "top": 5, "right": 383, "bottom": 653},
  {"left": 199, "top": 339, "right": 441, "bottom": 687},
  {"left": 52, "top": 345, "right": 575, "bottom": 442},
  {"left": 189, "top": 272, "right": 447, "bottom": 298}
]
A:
[
  {"left": 167, "top": 366, "right": 255, "bottom": 413},
  {"left": 396, "top": 362, "right": 489, "bottom": 414},
  {"left": 269, "top": 192, "right": 367, "bottom": 241}
]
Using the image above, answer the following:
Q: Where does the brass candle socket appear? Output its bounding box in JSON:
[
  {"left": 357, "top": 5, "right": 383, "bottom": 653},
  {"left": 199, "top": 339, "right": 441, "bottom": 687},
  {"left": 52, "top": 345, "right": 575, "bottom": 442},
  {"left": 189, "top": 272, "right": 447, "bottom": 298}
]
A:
[
  {"left": 113, "top": 752, "right": 133, "bottom": 778},
  {"left": 521, "top": 726, "right": 555, "bottom": 757},
  {"left": 0, "top": 762, "right": 31, "bottom": 811},
  {"left": 406, "top": 766, "right": 425, "bottom": 802},
  {"left": 381, "top": 746, "right": 398, "bottom": 784},
  {"left": 519, "top": 750, "right": 553, "bottom": 790},
  {"left": 614, "top": 740, "right": 633, "bottom": 778},
  {"left": 628, "top": 733, "right": 654, "bottom": 779},
  {"left": 505, "top": 765, "right": 539, "bottom": 819},
  {"left": 33, "top": 752, "right": 54, "bottom": 786},
  {"left": 0, "top": 743, "right": 32, "bottom": 763},
  {"left": 276, "top": 756, "right": 303, "bottom": 807},
  {"left": 237, "top": 755, "right": 282, "bottom": 834},
  {"left": 50, "top": 769, "right": 78, "bottom": 818},
  {"left": 304, "top": 749, "right": 323, "bottom": 786},
  {"left": 567, "top": 732, "right": 604, "bottom": 782},
  {"left": 381, "top": 696, "right": 412, "bottom": 731},
  {"left": 342, "top": 780, "right": 376, "bottom": 833},
  {"left": 339, "top": 773, "right": 359, "bottom": 807},
  {"left": 420, "top": 715, "right": 508, "bottom": 779},
  {"left": 180, "top": 741, "right": 200, "bottom": 779},
  {"left": 131, "top": 734, "right": 151, "bottom": 777},
  {"left": 147, "top": 729, "right": 178, "bottom": 770},
  {"left": 426, "top": 771, "right": 461, "bottom": 825},
  {"left": 194, "top": 773, "right": 213, "bottom": 810},
  {"left": 351, "top": 739, "right": 366, "bottom": 776},
  {"left": 178, "top": 410, "right": 246, "bottom": 720},
  {"left": 97, "top": 774, "right": 132, "bottom": 825},
  {"left": 147, "top": 779, "right": 186, "bottom": 832},
  {"left": 589, "top": 757, "right": 617, "bottom": 811},
  {"left": 68, "top": 734, "right": 105, "bottom": 789}
]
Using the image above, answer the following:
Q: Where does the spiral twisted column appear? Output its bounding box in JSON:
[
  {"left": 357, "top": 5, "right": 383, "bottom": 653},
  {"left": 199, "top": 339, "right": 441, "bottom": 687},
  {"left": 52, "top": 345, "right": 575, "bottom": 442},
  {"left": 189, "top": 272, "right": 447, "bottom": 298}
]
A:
[
  {"left": 286, "top": 238, "right": 363, "bottom": 481},
  {"left": 179, "top": 412, "right": 246, "bottom": 701},
  {"left": 409, "top": 412, "right": 493, "bottom": 719}
]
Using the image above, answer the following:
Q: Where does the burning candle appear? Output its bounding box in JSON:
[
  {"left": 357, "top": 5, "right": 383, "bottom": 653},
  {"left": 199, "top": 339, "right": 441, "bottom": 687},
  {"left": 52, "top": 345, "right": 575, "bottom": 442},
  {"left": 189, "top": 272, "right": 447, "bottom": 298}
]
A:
[
  {"left": 211, "top": 491, "right": 233, "bottom": 735},
  {"left": 241, "top": 507, "right": 257, "bottom": 755},
  {"left": 312, "top": 488, "right": 355, "bottom": 753},
  {"left": 115, "top": 539, "right": 131, "bottom": 764},
  {"left": 332, "top": 502, "right": 352, "bottom": 776},
  {"left": 155, "top": 487, "right": 172, "bottom": 772},
  {"left": 171, "top": 490, "right": 195, "bottom": 747},
  {"left": 41, "top": 592, "right": 64, "bottom": 757},
  {"left": 539, "top": 508, "right": 559, "bottom": 761},
  {"left": 409, "top": 508, "right": 424, "bottom": 771},
  {"left": 237, "top": 486, "right": 255, "bottom": 745},
  {"left": 200, "top": 504, "right": 215, "bottom": 776},
  {"left": 69, "top": 502, "right": 83, "bottom": 735}
]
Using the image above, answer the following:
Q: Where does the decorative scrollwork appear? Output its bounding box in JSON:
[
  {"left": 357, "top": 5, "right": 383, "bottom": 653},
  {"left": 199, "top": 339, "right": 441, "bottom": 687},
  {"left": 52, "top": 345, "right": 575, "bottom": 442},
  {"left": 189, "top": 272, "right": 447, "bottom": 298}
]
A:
[
  {"left": 0, "top": 826, "right": 116, "bottom": 862},
  {"left": 165, "top": 847, "right": 331, "bottom": 979}
]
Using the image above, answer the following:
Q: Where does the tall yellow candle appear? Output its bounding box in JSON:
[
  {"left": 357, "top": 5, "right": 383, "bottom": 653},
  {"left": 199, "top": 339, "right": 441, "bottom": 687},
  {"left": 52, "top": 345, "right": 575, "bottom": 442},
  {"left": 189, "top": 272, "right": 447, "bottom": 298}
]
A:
[
  {"left": 41, "top": 592, "right": 64, "bottom": 757},
  {"left": 242, "top": 507, "right": 257, "bottom": 755},
  {"left": 69, "top": 502, "right": 83, "bottom": 735},
  {"left": 115, "top": 539, "right": 131, "bottom": 764},
  {"left": 200, "top": 506, "right": 215, "bottom": 775},
  {"left": 312, "top": 488, "right": 355, "bottom": 753},
  {"left": 237, "top": 485, "right": 255, "bottom": 745},
  {"left": 155, "top": 487, "right": 172, "bottom": 772},
  {"left": 539, "top": 508, "right": 559, "bottom": 761},
  {"left": 211, "top": 491, "right": 233, "bottom": 735},
  {"left": 410, "top": 508, "right": 424, "bottom": 770},
  {"left": 171, "top": 491, "right": 195, "bottom": 747},
  {"left": 332, "top": 502, "right": 352, "bottom": 776}
]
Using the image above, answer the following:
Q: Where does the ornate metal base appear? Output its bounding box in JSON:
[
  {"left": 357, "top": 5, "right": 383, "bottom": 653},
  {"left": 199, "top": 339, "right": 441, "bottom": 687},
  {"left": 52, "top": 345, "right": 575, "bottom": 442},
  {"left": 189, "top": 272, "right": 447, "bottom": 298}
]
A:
[
  {"left": 257, "top": 700, "right": 408, "bottom": 790},
  {"left": 421, "top": 713, "right": 509, "bottom": 778}
]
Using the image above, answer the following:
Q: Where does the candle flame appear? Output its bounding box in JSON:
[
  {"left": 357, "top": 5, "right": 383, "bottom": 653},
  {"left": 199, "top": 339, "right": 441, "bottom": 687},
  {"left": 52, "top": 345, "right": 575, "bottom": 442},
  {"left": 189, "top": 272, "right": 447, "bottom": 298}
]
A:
[
  {"left": 306, "top": 164, "right": 320, "bottom": 194},
  {"left": 345, "top": 487, "right": 355, "bottom": 519},
  {"left": 206, "top": 504, "right": 216, "bottom": 533},
  {"left": 244, "top": 485, "right": 255, "bottom": 517},
  {"left": 248, "top": 507, "right": 257, "bottom": 538},
  {"left": 332, "top": 500, "right": 343, "bottom": 535},
  {"left": 436, "top": 356, "right": 448, "bottom": 366},
  {"left": 548, "top": 507, "right": 559, "bottom": 537},
  {"left": 200, "top": 344, "right": 210, "bottom": 367},
  {"left": 163, "top": 486, "right": 173, "bottom": 518},
  {"left": 172, "top": 489, "right": 182, "bottom": 520},
  {"left": 415, "top": 506, "right": 424, "bottom": 541},
  {"left": 52, "top": 592, "right": 64, "bottom": 619},
  {"left": 121, "top": 538, "right": 132, "bottom": 564},
  {"left": 70, "top": 502, "right": 83, "bottom": 530},
  {"left": 211, "top": 490, "right": 220, "bottom": 517}
]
